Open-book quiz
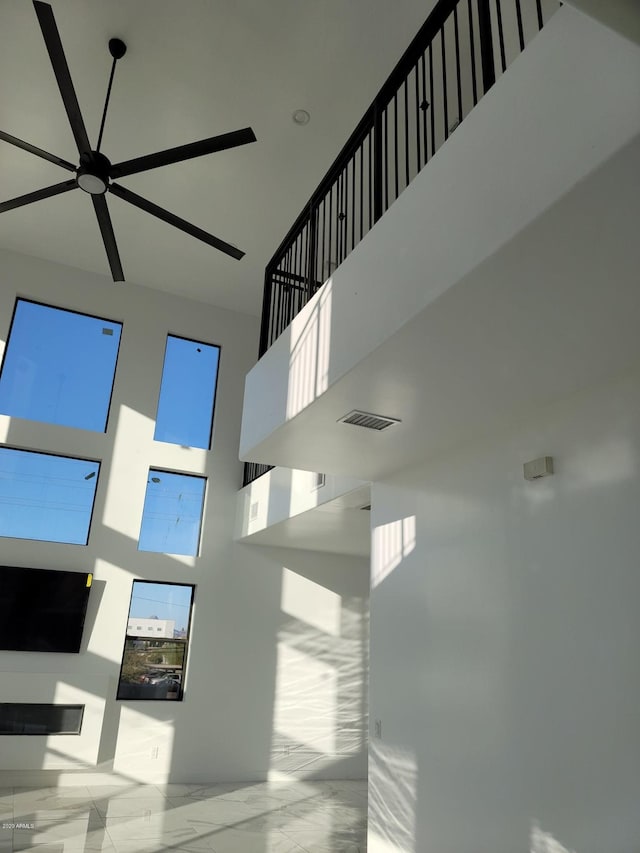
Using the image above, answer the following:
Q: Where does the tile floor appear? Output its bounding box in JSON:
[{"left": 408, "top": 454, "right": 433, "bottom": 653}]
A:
[{"left": 0, "top": 781, "right": 367, "bottom": 852}]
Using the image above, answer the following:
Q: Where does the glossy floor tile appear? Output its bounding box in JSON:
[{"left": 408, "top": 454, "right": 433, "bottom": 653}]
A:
[{"left": 0, "top": 781, "right": 367, "bottom": 852}]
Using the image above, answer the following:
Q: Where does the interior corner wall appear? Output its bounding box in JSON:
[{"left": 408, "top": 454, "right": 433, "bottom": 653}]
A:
[
  {"left": 0, "top": 249, "right": 366, "bottom": 785},
  {"left": 368, "top": 367, "right": 640, "bottom": 853}
]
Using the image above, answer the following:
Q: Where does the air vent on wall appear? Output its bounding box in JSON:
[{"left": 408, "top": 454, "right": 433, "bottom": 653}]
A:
[
  {"left": 338, "top": 410, "right": 401, "bottom": 431},
  {"left": 311, "top": 472, "right": 326, "bottom": 490}
]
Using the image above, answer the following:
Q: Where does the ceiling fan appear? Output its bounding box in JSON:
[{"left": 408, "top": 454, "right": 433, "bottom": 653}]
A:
[{"left": 0, "top": 1, "right": 256, "bottom": 282}]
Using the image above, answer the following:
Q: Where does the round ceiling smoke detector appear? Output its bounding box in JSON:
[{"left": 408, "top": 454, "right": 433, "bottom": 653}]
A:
[{"left": 292, "top": 109, "right": 311, "bottom": 126}]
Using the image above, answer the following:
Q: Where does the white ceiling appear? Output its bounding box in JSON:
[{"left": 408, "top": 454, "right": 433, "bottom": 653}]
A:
[{"left": 0, "top": 0, "right": 433, "bottom": 316}]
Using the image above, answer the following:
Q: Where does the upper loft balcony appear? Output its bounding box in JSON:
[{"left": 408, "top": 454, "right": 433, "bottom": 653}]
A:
[{"left": 240, "top": 0, "right": 640, "bottom": 484}]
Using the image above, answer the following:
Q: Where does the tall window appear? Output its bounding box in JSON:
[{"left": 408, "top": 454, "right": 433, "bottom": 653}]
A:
[
  {"left": 138, "top": 470, "right": 206, "bottom": 556},
  {"left": 154, "top": 335, "right": 220, "bottom": 449},
  {"left": 117, "top": 581, "right": 195, "bottom": 701},
  {"left": 0, "top": 299, "right": 122, "bottom": 432},
  {"left": 0, "top": 447, "right": 100, "bottom": 545}
]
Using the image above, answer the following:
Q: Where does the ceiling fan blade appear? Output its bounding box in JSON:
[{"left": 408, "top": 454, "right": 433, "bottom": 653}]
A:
[
  {"left": 33, "top": 1, "right": 91, "bottom": 155},
  {"left": 0, "top": 130, "right": 75, "bottom": 171},
  {"left": 109, "top": 182, "right": 244, "bottom": 260},
  {"left": 0, "top": 178, "right": 77, "bottom": 213},
  {"left": 92, "top": 195, "right": 124, "bottom": 282},
  {"left": 109, "top": 128, "right": 257, "bottom": 179}
]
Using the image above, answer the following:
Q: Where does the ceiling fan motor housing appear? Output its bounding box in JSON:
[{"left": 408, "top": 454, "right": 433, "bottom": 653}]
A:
[{"left": 76, "top": 151, "right": 111, "bottom": 194}]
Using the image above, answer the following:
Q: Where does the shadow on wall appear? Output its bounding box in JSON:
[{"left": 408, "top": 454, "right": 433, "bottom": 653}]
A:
[{"left": 249, "top": 545, "right": 370, "bottom": 781}]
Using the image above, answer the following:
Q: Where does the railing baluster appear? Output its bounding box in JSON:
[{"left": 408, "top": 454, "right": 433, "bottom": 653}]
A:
[
  {"left": 308, "top": 206, "right": 317, "bottom": 299},
  {"left": 393, "top": 93, "right": 399, "bottom": 201},
  {"left": 454, "top": 5, "right": 463, "bottom": 125},
  {"left": 336, "top": 172, "right": 342, "bottom": 266},
  {"left": 318, "top": 196, "right": 327, "bottom": 282},
  {"left": 269, "top": 270, "right": 277, "bottom": 349},
  {"left": 259, "top": 269, "right": 272, "bottom": 356},
  {"left": 336, "top": 174, "right": 342, "bottom": 264},
  {"left": 415, "top": 63, "right": 422, "bottom": 172},
  {"left": 477, "top": 0, "right": 496, "bottom": 90},
  {"left": 494, "top": 0, "right": 507, "bottom": 74},
  {"left": 359, "top": 144, "right": 364, "bottom": 241},
  {"left": 441, "top": 26, "right": 449, "bottom": 140},
  {"left": 342, "top": 169, "right": 347, "bottom": 261},
  {"left": 296, "top": 228, "right": 303, "bottom": 314},
  {"left": 468, "top": 0, "right": 478, "bottom": 105},
  {"left": 351, "top": 155, "right": 356, "bottom": 252},
  {"left": 338, "top": 171, "right": 346, "bottom": 264},
  {"left": 420, "top": 52, "right": 428, "bottom": 164},
  {"left": 429, "top": 44, "right": 435, "bottom": 158},
  {"left": 404, "top": 78, "right": 410, "bottom": 189},
  {"left": 515, "top": 0, "right": 525, "bottom": 51},
  {"left": 535, "top": 0, "right": 543, "bottom": 30},
  {"left": 382, "top": 107, "right": 388, "bottom": 211},
  {"left": 373, "top": 105, "right": 383, "bottom": 223},
  {"left": 283, "top": 250, "right": 290, "bottom": 329},
  {"left": 328, "top": 183, "right": 334, "bottom": 273}
]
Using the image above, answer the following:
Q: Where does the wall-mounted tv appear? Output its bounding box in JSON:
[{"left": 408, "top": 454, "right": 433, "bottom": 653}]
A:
[{"left": 0, "top": 565, "right": 92, "bottom": 653}]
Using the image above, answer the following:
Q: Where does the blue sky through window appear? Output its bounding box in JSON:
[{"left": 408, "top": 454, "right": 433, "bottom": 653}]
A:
[
  {"left": 154, "top": 336, "right": 220, "bottom": 449},
  {"left": 129, "top": 581, "right": 194, "bottom": 634},
  {"left": 138, "top": 470, "right": 206, "bottom": 556},
  {"left": 0, "top": 447, "right": 100, "bottom": 544},
  {"left": 0, "top": 299, "right": 122, "bottom": 432}
]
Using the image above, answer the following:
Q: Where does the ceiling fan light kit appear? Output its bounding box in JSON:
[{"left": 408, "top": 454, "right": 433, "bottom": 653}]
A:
[{"left": 0, "top": 1, "right": 257, "bottom": 282}]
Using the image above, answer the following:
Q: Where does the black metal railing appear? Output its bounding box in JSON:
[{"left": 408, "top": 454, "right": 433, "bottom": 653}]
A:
[{"left": 244, "top": 0, "right": 557, "bottom": 487}]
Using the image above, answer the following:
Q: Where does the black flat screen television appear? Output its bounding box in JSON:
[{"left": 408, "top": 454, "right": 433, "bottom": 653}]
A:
[{"left": 0, "top": 565, "right": 92, "bottom": 653}]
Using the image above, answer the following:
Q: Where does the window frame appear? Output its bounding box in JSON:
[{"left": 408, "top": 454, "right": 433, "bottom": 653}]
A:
[
  {"left": 153, "top": 333, "right": 222, "bottom": 450},
  {"left": 137, "top": 468, "right": 207, "bottom": 557},
  {"left": 0, "top": 297, "right": 123, "bottom": 434},
  {"left": 0, "top": 445, "right": 101, "bottom": 546},
  {"left": 116, "top": 580, "right": 196, "bottom": 703}
]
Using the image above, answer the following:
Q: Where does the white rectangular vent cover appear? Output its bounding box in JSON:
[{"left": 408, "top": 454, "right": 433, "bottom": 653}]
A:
[{"left": 339, "top": 410, "right": 401, "bottom": 431}]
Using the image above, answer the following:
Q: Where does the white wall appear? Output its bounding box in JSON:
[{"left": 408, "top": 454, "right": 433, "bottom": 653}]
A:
[
  {"left": 0, "top": 248, "right": 368, "bottom": 784},
  {"left": 368, "top": 367, "right": 640, "bottom": 853}
]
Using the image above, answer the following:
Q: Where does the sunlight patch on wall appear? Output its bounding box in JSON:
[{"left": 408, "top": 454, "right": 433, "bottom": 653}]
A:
[
  {"left": 288, "top": 468, "right": 322, "bottom": 517},
  {"left": 102, "top": 405, "right": 199, "bottom": 566},
  {"left": 315, "top": 284, "right": 332, "bottom": 398},
  {"left": 372, "top": 516, "right": 416, "bottom": 588},
  {"left": 0, "top": 415, "right": 9, "bottom": 444},
  {"left": 568, "top": 436, "right": 637, "bottom": 489},
  {"left": 286, "top": 280, "right": 333, "bottom": 420},
  {"left": 273, "top": 642, "right": 337, "bottom": 755},
  {"left": 281, "top": 567, "right": 341, "bottom": 636},
  {"left": 369, "top": 739, "right": 417, "bottom": 853},
  {"left": 530, "top": 822, "right": 576, "bottom": 853},
  {"left": 102, "top": 405, "right": 155, "bottom": 537}
]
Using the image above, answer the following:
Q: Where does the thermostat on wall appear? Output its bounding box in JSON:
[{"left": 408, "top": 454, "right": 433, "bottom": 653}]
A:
[{"left": 523, "top": 456, "right": 554, "bottom": 480}]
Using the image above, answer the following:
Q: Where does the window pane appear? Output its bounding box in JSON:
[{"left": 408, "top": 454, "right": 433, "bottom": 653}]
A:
[
  {"left": 154, "top": 336, "right": 220, "bottom": 449},
  {"left": 0, "top": 447, "right": 99, "bottom": 545},
  {"left": 0, "top": 299, "right": 122, "bottom": 432},
  {"left": 138, "top": 470, "right": 206, "bottom": 555},
  {"left": 117, "top": 581, "right": 194, "bottom": 701}
]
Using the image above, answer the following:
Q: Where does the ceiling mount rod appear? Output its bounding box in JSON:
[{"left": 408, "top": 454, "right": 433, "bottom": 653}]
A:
[{"left": 96, "top": 38, "right": 126, "bottom": 153}]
